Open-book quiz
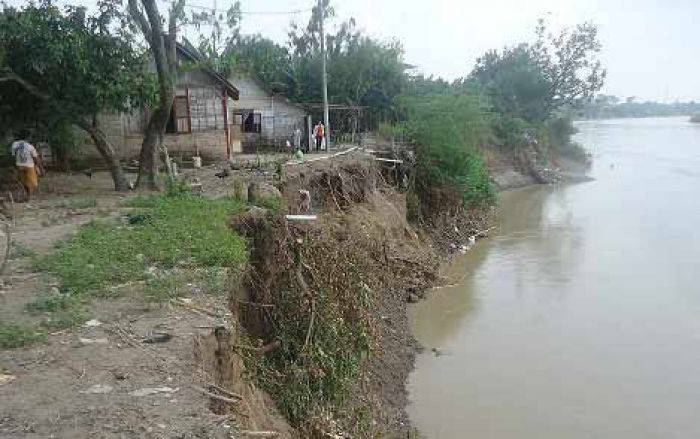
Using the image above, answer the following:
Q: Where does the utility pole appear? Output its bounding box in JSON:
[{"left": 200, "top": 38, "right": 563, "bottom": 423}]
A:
[{"left": 318, "top": 0, "right": 331, "bottom": 150}]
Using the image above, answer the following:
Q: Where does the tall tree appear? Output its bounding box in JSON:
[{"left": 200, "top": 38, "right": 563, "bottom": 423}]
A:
[
  {"left": 470, "top": 19, "right": 605, "bottom": 122},
  {"left": 224, "top": 1, "right": 406, "bottom": 126},
  {"left": 127, "top": 0, "right": 185, "bottom": 189},
  {"left": 531, "top": 18, "right": 606, "bottom": 114},
  {"left": 0, "top": 2, "right": 150, "bottom": 191}
]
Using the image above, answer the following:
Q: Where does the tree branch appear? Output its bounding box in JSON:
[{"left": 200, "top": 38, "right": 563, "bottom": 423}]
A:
[
  {"left": 0, "top": 71, "right": 50, "bottom": 101},
  {"left": 167, "top": 0, "right": 186, "bottom": 69},
  {"left": 127, "top": 0, "right": 154, "bottom": 45}
]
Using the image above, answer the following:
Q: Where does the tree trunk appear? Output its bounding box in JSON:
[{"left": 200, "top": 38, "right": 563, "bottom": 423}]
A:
[
  {"left": 136, "top": 108, "right": 169, "bottom": 190},
  {"left": 129, "top": 0, "right": 182, "bottom": 190},
  {"left": 75, "top": 119, "right": 130, "bottom": 192}
]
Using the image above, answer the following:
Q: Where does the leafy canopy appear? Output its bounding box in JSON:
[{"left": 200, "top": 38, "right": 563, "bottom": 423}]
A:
[
  {"left": 0, "top": 2, "right": 153, "bottom": 125},
  {"left": 469, "top": 18, "right": 605, "bottom": 123}
]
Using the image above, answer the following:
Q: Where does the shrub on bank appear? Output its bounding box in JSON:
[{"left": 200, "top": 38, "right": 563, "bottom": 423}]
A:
[{"left": 401, "top": 94, "right": 496, "bottom": 215}]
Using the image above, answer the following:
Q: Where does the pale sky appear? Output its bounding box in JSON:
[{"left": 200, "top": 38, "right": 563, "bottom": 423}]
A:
[{"left": 8, "top": 0, "right": 700, "bottom": 101}]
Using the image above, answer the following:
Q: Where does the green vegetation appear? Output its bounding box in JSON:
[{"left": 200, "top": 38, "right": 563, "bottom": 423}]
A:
[
  {"left": 25, "top": 290, "right": 89, "bottom": 332},
  {"left": 0, "top": 322, "right": 47, "bottom": 349},
  {"left": 0, "top": 2, "right": 152, "bottom": 191},
  {"left": 25, "top": 290, "right": 84, "bottom": 314},
  {"left": 255, "top": 195, "right": 283, "bottom": 212},
  {"left": 39, "top": 195, "right": 247, "bottom": 297},
  {"left": 402, "top": 94, "right": 495, "bottom": 212},
  {"left": 236, "top": 220, "right": 375, "bottom": 430},
  {"left": 256, "top": 277, "right": 371, "bottom": 425},
  {"left": 10, "top": 242, "right": 37, "bottom": 260},
  {"left": 194, "top": 0, "right": 406, "bottom": 130}
]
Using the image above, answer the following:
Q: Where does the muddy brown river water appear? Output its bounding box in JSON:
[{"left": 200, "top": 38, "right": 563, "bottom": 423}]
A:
[{"left": 408, "top": 117, "right": 700, "bottom": 438}]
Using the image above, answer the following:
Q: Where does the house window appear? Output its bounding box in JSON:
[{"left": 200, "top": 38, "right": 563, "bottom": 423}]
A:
[
  {"left": 236, "top": 110, "right": 261, "bottom": 134},
  {"left": 166, "top": 92, "right": 191, "bottom": 134}
]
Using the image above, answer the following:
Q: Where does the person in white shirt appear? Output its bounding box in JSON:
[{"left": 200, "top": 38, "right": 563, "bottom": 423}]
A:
[{"left": 10, "top": 131, "right": 44, "bottom": 200}]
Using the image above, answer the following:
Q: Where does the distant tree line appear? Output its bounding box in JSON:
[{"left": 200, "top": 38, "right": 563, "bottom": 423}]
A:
[{"left": 577, "top": 95, "right": 700, "bottom": 119}]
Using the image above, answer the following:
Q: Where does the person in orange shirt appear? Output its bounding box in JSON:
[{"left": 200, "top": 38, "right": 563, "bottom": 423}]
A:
[
  {"left": 314, "top": 121, "right": 325, "bottom": 151},
  {"left": 10, "top": 131, "right": 44, "bottom": 201}
]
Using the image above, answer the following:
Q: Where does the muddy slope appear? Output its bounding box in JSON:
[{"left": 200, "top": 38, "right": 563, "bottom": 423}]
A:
[{"left": 229, "top": 155, "right": 444, "bottom": 436}]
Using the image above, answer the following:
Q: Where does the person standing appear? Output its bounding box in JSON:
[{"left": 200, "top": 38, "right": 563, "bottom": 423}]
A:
[
  {"left": 11, "top": 131, "right": 44, "bottom": 201},
  {"left": 314, "top": 121, "right": 325, "bottom": 152}
]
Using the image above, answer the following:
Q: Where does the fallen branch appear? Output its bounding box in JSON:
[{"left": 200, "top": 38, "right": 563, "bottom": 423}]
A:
[
  {"left": 325, "top": 177, "right": 342, "bottom": 211},
  {"left": 207, "top": 383, "right": 243, "bottom": 400},
  {"left": 9, "top": 191, "right": 16, "bottom": 227},
  {"left": 293, "top": 263, "right": 316, "bottom": 353},
  {"left": 239, "top": 431, "right": 279, "bottom": 438},
  {"left": 233, "top": 299, "right": 275, "bottom": 309},
  {"left": 193, "top": 386, "right": 240, "bottom": 405},
  {"left": 0, "top": 219, "right": 12, "bottom": 276},
  {"left": 178, "top": 302, "right": 224, "bottom": 318}
]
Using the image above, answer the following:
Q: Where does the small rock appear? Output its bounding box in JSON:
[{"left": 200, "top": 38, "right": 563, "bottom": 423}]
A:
[
  {"left": 81, "top": 384, "right": 113, "bottom": 394},
  {"left": 50, "top": 286, "right": 60, "bottom": 295},
  {"left": 112, "top": 370, "right": 128, "bottom": 380}
]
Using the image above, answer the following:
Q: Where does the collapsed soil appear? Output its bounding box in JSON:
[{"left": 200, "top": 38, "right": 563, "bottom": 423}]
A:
[{"left": 0, "top": 148, "right": 497, "bottom": 438}]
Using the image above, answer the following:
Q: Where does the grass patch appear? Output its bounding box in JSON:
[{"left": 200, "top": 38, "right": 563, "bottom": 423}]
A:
[
  {"left": 143, "top": 273, "right": 187, "bottom": 303},
  {"left": 39, "top": 309, "right": 89, "bottom": 331},
  {"left": 10, "top": 242, "right": 37, "bottom": 259},
  {"left": 121, "top": 195, "right": 163, "bottom": 208},
  {"left": 25, "top": 290, "right": 89, "bottom": 332},
  {"left": 143, "top": 267, "right": 233, "bottom": 303},
  {"left": 39, "top": 195, "right": 247, "bottom": 297},
  {"left": 0, "top": 321, "right": 46, "bottom": 349},
  {"left": 25, "top": 290, "right": 84, "bottom": 314},
  {"left": 255, "top": 195, "right": 282, "bottom": 212}
]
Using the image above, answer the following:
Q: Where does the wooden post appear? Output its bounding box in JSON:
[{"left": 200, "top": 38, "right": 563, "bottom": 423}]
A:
[
  {"left": 319, "top": 0, "right": 330, "bottom": 151},
  {"left": 222, "top": 87, "right": 231, "bottom": 160}
]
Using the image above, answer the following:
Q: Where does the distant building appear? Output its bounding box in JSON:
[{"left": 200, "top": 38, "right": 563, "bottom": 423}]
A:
[
  {"left": 83, "top": 42, "right": 308, "bottom": 164},
  {"left": 228, "top": 68, "right": 310, "bottom": 153}
]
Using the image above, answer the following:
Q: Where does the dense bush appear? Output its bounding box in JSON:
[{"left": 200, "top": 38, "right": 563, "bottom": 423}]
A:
[{"left": 402, "top": 94, "right": 496, "bottom": 213}]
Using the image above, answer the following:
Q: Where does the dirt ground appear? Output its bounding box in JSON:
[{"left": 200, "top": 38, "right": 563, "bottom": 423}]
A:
[{"left": 0, "top": 161, "right": 302, "bottom": 438}]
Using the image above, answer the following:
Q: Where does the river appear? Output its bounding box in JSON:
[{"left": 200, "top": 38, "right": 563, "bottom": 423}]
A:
[{"left": 408, "top": 117, "right": 700, "bottom": 438}]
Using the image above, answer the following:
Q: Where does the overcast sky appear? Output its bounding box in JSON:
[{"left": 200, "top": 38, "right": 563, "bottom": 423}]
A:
[{"left": 10, "top": 0, "right": 700, "bottom": 101}]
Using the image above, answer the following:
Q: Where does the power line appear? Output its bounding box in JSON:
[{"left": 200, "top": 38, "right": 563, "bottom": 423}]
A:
[{"left": 183, "top": 3, "right": 313, "bottom": 16}]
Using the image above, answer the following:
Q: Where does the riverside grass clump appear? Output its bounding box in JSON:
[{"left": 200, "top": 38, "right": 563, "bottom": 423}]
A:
[
  {"left": 401, "top": 94, "right": 496, "bottom": 216},
  {"left": 39, "top": 194, "right": 247, "bottom": 298}
]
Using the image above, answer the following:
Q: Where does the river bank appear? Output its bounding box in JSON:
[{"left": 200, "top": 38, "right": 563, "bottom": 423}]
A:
[{"left": 0, "top": 145, "right": 589, "bottom": 437}]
